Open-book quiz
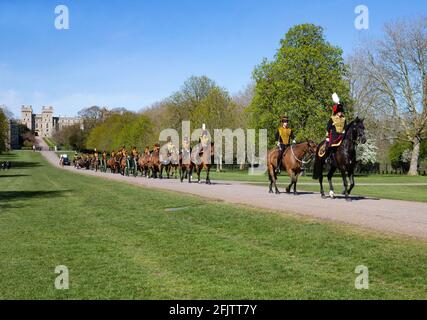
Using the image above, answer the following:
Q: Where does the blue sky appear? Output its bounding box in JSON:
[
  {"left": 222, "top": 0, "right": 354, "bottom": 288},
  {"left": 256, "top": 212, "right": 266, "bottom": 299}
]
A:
[{"left": 0, "top": 0, "right": 426, "bottom": 117}]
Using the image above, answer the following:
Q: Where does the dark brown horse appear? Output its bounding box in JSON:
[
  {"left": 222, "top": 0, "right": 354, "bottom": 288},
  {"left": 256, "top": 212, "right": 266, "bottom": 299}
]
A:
[
  {"left": 192, "top": 142, "right": 215, "bottom": 184},
  {"left": 267, "top": 141, "right": 317, "bottom": 195}
]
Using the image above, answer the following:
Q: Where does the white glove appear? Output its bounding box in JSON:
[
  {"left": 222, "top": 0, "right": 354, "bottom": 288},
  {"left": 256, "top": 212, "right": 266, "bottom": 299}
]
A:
[
  {"left": 326, "top": 138, "right": 330, "bottom": 142},
  {"left": 292, "top": 140, "right": 296, "bottom": 144},
  {"left": 277, "top": 141, "right": 281, "bottom": 147}
]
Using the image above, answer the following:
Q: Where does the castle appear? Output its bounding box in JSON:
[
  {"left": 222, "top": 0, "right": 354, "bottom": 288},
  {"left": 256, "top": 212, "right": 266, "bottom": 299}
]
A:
[{"left": 20, "top": 106, "right": 83, "bottom": 138}]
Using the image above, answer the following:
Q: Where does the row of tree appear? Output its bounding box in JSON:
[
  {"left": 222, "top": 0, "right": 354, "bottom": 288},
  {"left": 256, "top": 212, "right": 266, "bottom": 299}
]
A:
[{"left": 51, "top": 18, "right": 426, "bottom": 175}]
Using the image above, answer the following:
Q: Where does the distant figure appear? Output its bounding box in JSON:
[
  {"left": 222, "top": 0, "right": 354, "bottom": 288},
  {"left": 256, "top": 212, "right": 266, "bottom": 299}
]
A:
[{"left": 32, "top": 145, "right": 36, "bottom": 152}]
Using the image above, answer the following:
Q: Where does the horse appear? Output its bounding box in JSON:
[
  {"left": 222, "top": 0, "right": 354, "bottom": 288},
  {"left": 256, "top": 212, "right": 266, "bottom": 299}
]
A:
[
  {"left": 192, "top": 142, "right": 215, "bottom": 184},
  {"left": 119, "top": 155, "right": 127, "bottom": 176},
  {"left": 179, "top": 149, "right": 194, "bottom": 183},
  {"left": 107, "top": 155, "right": 118, "bottom": 173},
  {"left": 160, "top": 148, "right": 180, "bottom": 179},
  {"left": 150, "top": 144, "right": 161, "bottom": 179},
  {"left": 92, "top": 157, "right": 100, "bottom": 172},
  {"left": 267, "top": 140, "right": 318, "bottom": 195},
  {"left": 313, "top": 117, "right": 367, "bottom": 201},
  {"left": 138, "top": 148, "right": 152, "bottom": 177}
]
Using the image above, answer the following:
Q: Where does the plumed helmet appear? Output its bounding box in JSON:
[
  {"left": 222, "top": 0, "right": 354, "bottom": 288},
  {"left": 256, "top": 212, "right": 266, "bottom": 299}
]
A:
[
  {"left": 332, "top": 104, "right": 344, "bottom": 114},
  {"left": 280, "top": 115, "right": 289, "bottom": 123}
]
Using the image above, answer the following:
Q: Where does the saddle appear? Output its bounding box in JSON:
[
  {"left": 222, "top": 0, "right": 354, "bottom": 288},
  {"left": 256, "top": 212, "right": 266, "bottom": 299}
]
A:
[{"left": 318, "top": 137, "right": 343, "bottom": 158}]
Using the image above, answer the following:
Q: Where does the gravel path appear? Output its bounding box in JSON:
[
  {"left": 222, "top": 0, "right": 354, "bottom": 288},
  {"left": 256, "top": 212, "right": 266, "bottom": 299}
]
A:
[{"left": 38, "top": 139, "right": 427, "bottom": 240}]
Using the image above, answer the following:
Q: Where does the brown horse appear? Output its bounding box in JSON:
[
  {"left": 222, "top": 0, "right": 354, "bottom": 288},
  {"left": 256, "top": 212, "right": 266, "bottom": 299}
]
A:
[
  {"left": 192, "top": 142, "right": 215, "bottom": 184},
  {"left": 107, "top": 156, "right": 118, "bottom": 173},
  {"left": 267, "top": 141, "right": 317, "bottom": 195},
  {"left": 179, "top": 149, "right": 194, "bottom": 183},
  {"left": 138, "top": 147, "right": 152, "bottom": 177},
  {"left": 119, "top": 155, "right": 127, "bottom": 176},
  {"left": 150, "top": 144, "right": 161, "bottom": 178}
]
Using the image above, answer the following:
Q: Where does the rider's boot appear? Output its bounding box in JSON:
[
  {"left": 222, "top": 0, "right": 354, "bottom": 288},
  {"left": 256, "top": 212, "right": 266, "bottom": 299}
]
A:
[{"left": 275, "top": 158, "right": 282, "bottom": 174}]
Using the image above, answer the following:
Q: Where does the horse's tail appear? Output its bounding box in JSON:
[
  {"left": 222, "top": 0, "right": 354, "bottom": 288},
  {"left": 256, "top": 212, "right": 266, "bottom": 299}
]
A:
[{"left": 312, "top": 155, "right": 322, "bottom": 180}]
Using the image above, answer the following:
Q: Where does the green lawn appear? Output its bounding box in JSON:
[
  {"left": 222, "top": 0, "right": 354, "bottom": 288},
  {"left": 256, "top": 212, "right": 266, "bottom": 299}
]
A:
[
  {"left": 0, "top": 151, "right": 426, "bottom": 299},
  {"left": 207, "top": 170, "right": 427, "bottom": 202}
]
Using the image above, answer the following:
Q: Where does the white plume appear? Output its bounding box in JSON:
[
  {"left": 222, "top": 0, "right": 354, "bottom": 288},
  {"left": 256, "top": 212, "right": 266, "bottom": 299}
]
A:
[
  {"left": 332, "top": 93, "right": 340, "bottom": 104},
  {"left": 202, "top": 123, "right": 206, "bottom": 130}
]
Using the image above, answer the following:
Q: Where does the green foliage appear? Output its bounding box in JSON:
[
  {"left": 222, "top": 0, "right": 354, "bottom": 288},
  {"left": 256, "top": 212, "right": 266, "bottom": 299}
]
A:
[
  {"left": 86, "top": 112, "right": 154, "bottom": 151},
  {"left": 248, "top": 24, "right": 351, "bottom": 146},
  {"left": 0, "top": 108, "right": 8, "bottom": 153}
]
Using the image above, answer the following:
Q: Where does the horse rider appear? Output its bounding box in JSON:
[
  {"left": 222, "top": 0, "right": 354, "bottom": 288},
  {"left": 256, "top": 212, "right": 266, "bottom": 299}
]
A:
[
  {"left": 111, "top": 150, "right": 116, "bottom": 159},
  {"left": 275, "top": 115, "right": 296, "bottom": 174},
  {"left": 325, "top": 93, "right": 346, "bottom": 156},
  {"left": 199, "top": 124, "right": 210, "bottom": 148},
  {"left": 144, "top": 146, "right": 150, "bottom": 155},
  {"left": 121, "top": 146, "right": 128, "bottom": 158}
]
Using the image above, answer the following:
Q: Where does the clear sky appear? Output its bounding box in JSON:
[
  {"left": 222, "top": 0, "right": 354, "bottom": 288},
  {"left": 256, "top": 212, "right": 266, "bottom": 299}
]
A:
[{"left": 0, "top": 0, "right": 426, "bottom": 117}]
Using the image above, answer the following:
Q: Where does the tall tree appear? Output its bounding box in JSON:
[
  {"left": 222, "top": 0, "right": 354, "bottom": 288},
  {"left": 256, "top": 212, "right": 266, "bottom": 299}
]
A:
[
  {"left": 248, "top": 24, "right": 351, "bottom": 145},
  {"left": 0, "top": 108, "right": 9, "bottom": 153},
  {"left": 350, "top": 17, "right": 427, "bottom": 175}
]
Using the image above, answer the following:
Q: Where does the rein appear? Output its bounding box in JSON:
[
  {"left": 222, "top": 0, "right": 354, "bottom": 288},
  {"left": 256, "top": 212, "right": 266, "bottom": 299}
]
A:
[{"left": 290, "top": 143, "right": 314, "bottom": 165}]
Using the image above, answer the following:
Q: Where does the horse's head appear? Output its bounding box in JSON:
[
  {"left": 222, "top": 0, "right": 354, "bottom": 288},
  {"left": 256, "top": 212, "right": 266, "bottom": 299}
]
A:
[{"left": 348, "top": 117, "right": 367, "bottom": 144}]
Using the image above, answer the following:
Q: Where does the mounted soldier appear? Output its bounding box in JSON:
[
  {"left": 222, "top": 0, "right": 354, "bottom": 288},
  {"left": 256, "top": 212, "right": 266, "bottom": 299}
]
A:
[
  {"left": 275, "top": 115, "right": 296, "bottom": 174},
  {"left": 324, "top": 93, "right": 347, "bottom": 157}
]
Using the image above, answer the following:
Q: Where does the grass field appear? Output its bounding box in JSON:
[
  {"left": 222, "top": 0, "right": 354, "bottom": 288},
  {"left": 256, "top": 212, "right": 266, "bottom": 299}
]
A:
[{"left": 1, "top": 151, "right": 426, "bottom": 299}]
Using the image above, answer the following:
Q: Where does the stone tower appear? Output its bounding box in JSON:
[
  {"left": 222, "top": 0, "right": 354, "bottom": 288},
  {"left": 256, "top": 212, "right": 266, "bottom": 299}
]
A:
[
  {"left": 21, "top": 106, "right": 34, "bottom": 131},
  {"left": 40, "top": 106, "right": 54, "bottom": 137}
]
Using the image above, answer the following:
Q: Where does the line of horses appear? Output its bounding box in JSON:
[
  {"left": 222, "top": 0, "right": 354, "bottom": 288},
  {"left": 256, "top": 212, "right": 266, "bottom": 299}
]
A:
[
  {"left": 73, "top": 142, "right": 216, "bottom": 184},
  {"left": 71, "top": 117, "right": 366, "bottom": 201}
]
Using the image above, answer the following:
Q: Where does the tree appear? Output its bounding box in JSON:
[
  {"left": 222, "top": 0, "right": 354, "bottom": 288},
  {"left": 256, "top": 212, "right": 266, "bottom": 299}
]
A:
[
  {"left": 350, "top": 17, "right": 427, "bottom": 175},
  {"left": 0, "top": 108, "right": 8, "bottom": 153},
  {"left": 248, "top": 24, "right": 351, "bottom": 146}
]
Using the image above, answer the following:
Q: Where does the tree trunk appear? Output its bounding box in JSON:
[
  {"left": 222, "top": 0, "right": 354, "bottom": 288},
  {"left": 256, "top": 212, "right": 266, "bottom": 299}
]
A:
[{"left": 408, "top": 137, "right": 421, "bottom": 176}]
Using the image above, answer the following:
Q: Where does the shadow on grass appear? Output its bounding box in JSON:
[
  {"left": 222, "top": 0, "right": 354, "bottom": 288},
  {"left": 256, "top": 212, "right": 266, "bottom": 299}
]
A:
[
  {"left": 0, "top": 190, "right": 71, "bottom": 208},
  {"left": 0, "top": 175, "right": 31, "bottom": 178},
  {"left": 3, "top": 161, "right": 43, "bottom": 169}
]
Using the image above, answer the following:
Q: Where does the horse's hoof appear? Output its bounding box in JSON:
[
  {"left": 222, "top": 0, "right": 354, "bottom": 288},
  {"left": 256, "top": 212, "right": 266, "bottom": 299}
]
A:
[
  {"left": 275, "top": 190, "right": 280, "bottom": 195},
  {"left": 321, "top": 194, "right": 327, "bottom": 199},
  {"left": 346, "top": 197, "right": 352, "bottom": 202},
  {"left": 293, "top": 193, "right": 298, "bottom": 196},
  {"left": 269, "top": 190, "right": 273, "bottom": 194},
  {"left": 285, "top": 189, "right": 290, "bottom": 194}
]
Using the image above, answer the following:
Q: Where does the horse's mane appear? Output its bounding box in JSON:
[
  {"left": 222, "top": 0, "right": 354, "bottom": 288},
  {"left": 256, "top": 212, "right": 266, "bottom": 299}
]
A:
[{"left": 344, "top": 118, "right": 360, "bottom": 139}]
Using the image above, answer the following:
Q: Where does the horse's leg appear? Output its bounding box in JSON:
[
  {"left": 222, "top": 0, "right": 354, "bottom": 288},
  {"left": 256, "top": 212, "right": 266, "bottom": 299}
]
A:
[
  {"left": 327, "top": 165, "right": 337, "bottom": 199},
  {"left": 292, "top": 171, "right": 298, "bottom": 195},
  {"left": 341, "top": 170, "right": 351, "bottom": 201},
  {"left": 188, "top": 165, "right": 193, "bottom": 183},
  {"left": 269, "top": 166, "right": 280, "bottom": 194},
  {"left": 268, "top": 167, "right": 274, "bottom": 193},
  {"left": 196, "top": 165, "right": 201, "bottom": 183},
  {"left": 286, "top": 169, "right": 293, "bottom": 194},
  {"left": 206, "top": 165, "right": 211, "bottom": 185},
  {"left": 347, "top": 169, "right": 355, "bottom": 195}
]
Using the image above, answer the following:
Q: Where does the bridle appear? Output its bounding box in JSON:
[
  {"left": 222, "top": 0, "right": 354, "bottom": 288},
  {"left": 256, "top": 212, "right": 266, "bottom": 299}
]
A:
[{"left": 290, "top": 142, "right": 315, "bottom": 165}]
